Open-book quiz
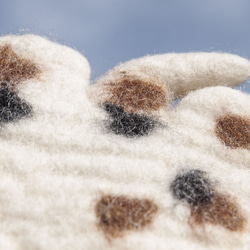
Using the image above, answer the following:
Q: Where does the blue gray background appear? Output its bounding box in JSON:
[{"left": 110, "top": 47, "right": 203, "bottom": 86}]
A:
[{"left": 1, "top": 0, "right": 249, "bottom": 93}]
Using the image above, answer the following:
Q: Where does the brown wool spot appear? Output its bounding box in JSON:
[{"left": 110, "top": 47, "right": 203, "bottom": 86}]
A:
[
  {"left": 190, "top": 194, "right": 246, "bottom": 232},
  {"left": 106, "top": 77, "right": 168, "bottom": 113},
  {"left": 0, "top": 45, "right": 40, "bottom": 85},
  {"left": 95, "top": 195, "right": 158, "bottom": 238},
  {"left": 216, "top": 115, "right": 250, "bottom": 150}
]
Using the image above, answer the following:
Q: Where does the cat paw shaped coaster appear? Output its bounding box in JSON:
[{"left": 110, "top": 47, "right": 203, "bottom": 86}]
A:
[{"left": 0, "top": 34, "right": 249, "bottom": 250}]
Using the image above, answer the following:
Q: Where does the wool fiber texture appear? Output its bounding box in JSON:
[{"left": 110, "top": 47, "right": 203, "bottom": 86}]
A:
[
  {"left": 0, "top": 83, "right": 32, "bottom": 123},
  {"left": 104, "top": 103, "right": 156, "bottom": 137},
  {"left": 0, "top": 44, "right": 40, "bottom": 85},
  {"left": 95, "top": 195, "right": 158, "bottom": 239},
  {"left": 0, "top": 34, "right": 249, "bottom": 250}
]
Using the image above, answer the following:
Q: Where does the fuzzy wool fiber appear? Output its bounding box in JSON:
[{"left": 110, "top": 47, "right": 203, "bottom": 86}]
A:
[{"left": 0, "top": 34, "right": 249, "bottom": 250}]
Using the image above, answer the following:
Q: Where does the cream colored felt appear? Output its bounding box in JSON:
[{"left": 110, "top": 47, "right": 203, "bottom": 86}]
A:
[
  {"left": 95, "top": 52, "right": 250, "bottom": 99},
  {"left": 0, "top": 34, "right": 91, "bottom": 115},
  {"left": 0, "top": 34, "right": 249, "bottom": 250}
]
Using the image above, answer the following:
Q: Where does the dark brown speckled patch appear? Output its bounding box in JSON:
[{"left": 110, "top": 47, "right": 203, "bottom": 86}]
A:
[
  {"left": 216, "top": 115, "right": 250, "bottom": 150},
  {"left": 190, "top": 193, "right": 246, "bottom": 232},
  {"left": 105, "top": 77, "right": 168, "bottom": 113},
  {"left": 95, "top": 195, "right": 158, "bottom": 238},
  {"left": 0, "top": 44, "right": 40, "bottom": 85}
]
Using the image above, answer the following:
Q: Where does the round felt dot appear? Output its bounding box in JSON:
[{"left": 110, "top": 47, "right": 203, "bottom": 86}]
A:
[
  {"left": 104, "top": 76, "right": 168, "bottom": 113},
  {"left": 0, "top": 44, "right": 40, "bottom": 84},
  {"left": 105, "top": 103, "right": 156, "bottom": 137},
  {"left": 0, "top": 83, "right": 32, "bottom": 123},
  {"left": 95, "top": 195, "right": 158, "bottom": 238},
  {"left": 190, "top": 194, "right": 246, "bottom": 232},
  {"left": 170, "top": 170, "right": 214, "bottom": 206},
  {"left": 216, "top": 115, "right": 250, "bottom": 150}
]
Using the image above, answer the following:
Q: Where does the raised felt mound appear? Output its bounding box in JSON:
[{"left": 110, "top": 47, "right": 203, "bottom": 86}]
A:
[{"left": 0, "top": 34, "right": 249, "bottom": 250}]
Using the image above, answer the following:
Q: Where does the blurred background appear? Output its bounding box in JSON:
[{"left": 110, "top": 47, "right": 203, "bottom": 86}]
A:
[{"left": 0, "top": 0, "right": 249, "bottom": 93}]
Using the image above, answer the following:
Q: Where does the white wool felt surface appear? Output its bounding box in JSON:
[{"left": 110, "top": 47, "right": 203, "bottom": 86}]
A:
[
  {"left": 0, "top": 34, "right": 249, "bottom": 250},
  {"left": 172, "top": 87, "right": 250, "bottom": 167},
  {"left": 0, "top": 35, "right": 91, "bottom": 115}
]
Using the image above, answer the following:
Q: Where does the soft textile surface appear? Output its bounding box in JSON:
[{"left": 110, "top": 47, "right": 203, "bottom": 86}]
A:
[{"left": 0, "top": 34, "right": 249, "bottom": 250}]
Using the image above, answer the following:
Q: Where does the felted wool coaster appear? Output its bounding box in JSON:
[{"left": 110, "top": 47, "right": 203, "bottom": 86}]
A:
[{"left": 0, "top": 34, "right": 249, "bottom": 250}]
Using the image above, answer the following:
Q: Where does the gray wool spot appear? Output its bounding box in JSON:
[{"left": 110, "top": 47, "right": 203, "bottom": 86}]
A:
[
  {"left": 0, "top": 83, "right": 32, "bottom": 123},
  {"left": 170, "top": 169, "right": 214, "bottom": 206}
]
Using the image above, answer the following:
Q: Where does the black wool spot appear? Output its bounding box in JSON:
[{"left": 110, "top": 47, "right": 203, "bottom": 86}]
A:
[
  {"left": 0, "top": 83, "right": 32, "bottom": 123},
  {"left": 170, "top": 170, "right": 214, "bottom": 206},
  {"left": 104, "top": 103, "right": 155, "bottom": 137}
]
